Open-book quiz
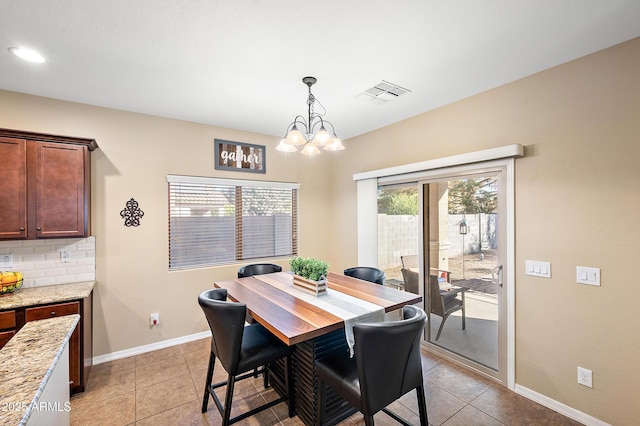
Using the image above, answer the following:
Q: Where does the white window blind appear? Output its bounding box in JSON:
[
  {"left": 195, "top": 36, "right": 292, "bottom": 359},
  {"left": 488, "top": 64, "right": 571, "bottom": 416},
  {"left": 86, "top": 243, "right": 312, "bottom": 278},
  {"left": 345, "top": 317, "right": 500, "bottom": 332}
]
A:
[{"left": 168, "top": 175, "right": 299, "bottom": 270}]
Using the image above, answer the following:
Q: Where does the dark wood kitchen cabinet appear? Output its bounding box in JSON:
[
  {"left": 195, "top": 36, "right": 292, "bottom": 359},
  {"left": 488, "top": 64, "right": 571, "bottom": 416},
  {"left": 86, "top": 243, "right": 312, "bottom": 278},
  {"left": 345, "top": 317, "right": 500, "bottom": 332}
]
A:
[
  {"left": 0, "top": 128, "right": 98, "bottom": 240},
  {"left": 0, "top": 292, "right": 93, "bottom": 394},
  {"left": 0, "top": 137, "right": 26, "bottom": 239},
  {"left": 0, "top": 283, "right": 94, "bottom": 394},
  {"left": 26, "top": 301, "right": 86, "bottom": 392},
  {"left": 0, "top": 310, "right": 17, "bottom": 348}
]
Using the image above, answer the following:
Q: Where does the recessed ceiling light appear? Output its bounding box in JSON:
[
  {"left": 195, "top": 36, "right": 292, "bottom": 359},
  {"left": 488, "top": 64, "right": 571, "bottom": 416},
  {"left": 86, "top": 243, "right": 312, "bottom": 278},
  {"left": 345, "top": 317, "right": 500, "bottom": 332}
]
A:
[{"left": 8, "top": 47, "right": 45, "bottom": 63}]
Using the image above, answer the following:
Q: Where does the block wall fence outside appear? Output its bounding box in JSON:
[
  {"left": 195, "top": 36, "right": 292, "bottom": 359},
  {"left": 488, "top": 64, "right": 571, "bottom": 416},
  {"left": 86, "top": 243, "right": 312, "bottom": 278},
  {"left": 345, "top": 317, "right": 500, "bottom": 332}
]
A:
[
  {"left": 378, "top": 213, "right": 497, "bottom": 269},
  {"left": 169, "top": 215, "right": 293, "bottom": 268},
  {"left": 447, "top": 213, "right": 498, "bottom": 256},
  {"left": 377, "top": 214, "right": 419, "bottom": 268},
  {"left": 0, "top": 236, "right": 96, "bottom": 288}
]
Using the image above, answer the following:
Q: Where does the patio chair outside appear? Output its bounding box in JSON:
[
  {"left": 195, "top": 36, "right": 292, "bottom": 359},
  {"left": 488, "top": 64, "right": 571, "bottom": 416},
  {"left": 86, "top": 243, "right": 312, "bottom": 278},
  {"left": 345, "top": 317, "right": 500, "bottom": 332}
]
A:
[{"left": 429, "top": 275, "right": 465, "bottom": 341}]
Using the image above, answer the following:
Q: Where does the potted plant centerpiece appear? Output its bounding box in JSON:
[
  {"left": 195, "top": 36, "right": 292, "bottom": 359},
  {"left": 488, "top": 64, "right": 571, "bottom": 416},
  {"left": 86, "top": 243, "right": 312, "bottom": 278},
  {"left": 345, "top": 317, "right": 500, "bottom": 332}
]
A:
[{"left": 290, "top": 257, "right": 329, "bottom": 296}]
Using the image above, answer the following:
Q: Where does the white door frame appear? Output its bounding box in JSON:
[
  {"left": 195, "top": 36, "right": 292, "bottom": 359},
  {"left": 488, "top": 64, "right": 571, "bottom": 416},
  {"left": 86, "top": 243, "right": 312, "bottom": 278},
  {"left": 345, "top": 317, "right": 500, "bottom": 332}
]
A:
[
  {"left": 354, "top": 145, "right": 521, "bottom": 389},
  {"left": 415, "top": 162, "right": 510, "bottom": 385}
]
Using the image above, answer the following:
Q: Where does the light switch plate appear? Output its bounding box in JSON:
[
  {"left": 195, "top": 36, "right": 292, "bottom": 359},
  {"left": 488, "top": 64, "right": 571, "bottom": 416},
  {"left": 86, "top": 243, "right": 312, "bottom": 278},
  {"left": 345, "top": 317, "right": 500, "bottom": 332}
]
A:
[
  {"left": 577, "top": 266, "right": 600, "bottom": 286},
  {"left": 525, "top": 260, "right": 551, "bottom": 278}
]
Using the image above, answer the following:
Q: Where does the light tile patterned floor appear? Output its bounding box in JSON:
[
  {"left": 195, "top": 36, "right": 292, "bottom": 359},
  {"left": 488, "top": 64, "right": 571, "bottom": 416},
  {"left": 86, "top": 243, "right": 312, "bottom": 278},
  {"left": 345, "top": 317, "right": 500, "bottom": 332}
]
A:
[{"left": 70, "top": 337, "right": 583, "bottom": 425}]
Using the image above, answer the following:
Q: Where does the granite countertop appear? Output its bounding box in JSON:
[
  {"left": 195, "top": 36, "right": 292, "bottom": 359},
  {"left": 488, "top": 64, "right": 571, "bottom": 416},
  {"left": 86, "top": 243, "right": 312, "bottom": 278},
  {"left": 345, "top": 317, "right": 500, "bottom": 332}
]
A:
[
  {"left": 0, "top": 281, "right": 95, "bottom": 310},
  {"left": 0, "top": 314, "right": 80, "bottom": 426}
]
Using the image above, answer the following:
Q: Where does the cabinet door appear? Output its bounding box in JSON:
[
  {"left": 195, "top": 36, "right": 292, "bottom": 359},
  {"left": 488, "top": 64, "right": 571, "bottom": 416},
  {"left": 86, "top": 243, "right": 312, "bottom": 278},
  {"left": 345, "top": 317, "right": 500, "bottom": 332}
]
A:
[
  {"left": 26, "top": 302, "right": 81, "bottom": 388},
  {"left": 0, "top": 138, "right": 27, "bottom": 239},
  {"left": 0, "top": 310, "right": 17, "bottom": 329},
  {"left": 34, "top": 143, "right": 88, "bottom": 238},
  {"left": 0, "top": 310, "right": 17, "bottom": 349},
  {"left": 0, "top": 331, "right": 15, "bottom": 349}
]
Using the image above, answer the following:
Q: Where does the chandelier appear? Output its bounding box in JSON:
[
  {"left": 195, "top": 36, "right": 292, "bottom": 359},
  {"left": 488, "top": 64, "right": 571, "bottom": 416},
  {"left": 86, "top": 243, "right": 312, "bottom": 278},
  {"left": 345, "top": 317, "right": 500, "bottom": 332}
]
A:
[{"left": 276, "top": 76, "right": 345, "bottom": 156}]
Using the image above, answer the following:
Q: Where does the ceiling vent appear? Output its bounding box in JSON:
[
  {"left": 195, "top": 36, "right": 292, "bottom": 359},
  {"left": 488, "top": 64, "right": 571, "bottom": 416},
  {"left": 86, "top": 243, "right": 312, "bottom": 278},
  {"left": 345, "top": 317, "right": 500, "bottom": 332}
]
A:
[{"left": 358, "top": 80, "right": 411, "bottom": 104}]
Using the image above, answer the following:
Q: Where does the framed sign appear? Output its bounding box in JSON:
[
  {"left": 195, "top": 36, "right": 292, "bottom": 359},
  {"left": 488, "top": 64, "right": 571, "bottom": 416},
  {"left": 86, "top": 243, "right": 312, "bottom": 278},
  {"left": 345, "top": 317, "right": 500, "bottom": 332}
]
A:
[{"left": 214, "top": 139, "right": 266, "bottom": 173}]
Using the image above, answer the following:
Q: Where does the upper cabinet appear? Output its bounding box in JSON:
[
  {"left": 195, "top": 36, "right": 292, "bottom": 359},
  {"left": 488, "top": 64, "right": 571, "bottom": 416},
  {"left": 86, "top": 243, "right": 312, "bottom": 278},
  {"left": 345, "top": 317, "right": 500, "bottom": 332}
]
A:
[
  {"left": 0, "top": 129, "right": 98, "bottom": 240},
  {"left": 0, "top": 137, "right": 27, "bottom": 239}
]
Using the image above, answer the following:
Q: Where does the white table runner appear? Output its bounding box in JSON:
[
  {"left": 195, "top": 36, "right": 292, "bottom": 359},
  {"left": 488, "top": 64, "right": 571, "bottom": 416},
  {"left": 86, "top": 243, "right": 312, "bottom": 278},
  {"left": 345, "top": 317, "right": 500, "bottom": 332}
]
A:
[{"left": 258, "top": 274, "right": 386, "bottom": 356}]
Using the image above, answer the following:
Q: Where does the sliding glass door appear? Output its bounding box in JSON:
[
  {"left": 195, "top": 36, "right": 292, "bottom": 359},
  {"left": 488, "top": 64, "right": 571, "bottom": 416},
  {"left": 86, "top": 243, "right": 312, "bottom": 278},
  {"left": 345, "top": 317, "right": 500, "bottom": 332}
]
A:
[
  {"left": 421, "top": 170, "right": 505, "bottom": 378},
  {"left": 376, "top": 162, "right": 510, "bottom": 383}
]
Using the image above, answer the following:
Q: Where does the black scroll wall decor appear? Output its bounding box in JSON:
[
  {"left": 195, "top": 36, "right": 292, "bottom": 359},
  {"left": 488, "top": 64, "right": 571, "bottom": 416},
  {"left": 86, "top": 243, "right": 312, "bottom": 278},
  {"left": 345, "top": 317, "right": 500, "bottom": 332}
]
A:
[{"left": 120, "top": 198, "right": 144, "bottom": 227}]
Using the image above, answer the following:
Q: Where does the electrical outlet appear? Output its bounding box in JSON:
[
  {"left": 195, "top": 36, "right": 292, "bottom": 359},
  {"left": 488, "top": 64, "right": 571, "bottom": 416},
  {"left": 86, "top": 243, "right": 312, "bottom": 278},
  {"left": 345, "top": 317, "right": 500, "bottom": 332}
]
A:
[
  {"left": 150, "top": 313, "right": 160, "bottom": 326},
  {"left": 0, "top": 254, "right": 13, "bottom": 268},
  {"left": 60, "top": 250, "right": 71, "bottom": 263},
  {"left": 577, "top": 367, "right": 593, "bottom": 388}
]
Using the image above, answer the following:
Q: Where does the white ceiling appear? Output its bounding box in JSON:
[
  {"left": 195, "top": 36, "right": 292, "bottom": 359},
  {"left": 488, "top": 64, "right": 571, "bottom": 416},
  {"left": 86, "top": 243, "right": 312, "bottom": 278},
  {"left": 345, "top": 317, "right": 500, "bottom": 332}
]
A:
[{"left": 1, "top": 1, "right": 639, "bottom": 141}]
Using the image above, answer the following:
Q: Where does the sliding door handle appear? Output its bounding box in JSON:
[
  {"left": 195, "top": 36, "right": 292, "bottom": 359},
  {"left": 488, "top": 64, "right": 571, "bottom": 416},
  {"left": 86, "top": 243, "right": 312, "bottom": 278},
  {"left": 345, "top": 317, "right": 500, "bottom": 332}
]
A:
[{"left": 492, "top": 265, "right": 503, "bottom": 287}]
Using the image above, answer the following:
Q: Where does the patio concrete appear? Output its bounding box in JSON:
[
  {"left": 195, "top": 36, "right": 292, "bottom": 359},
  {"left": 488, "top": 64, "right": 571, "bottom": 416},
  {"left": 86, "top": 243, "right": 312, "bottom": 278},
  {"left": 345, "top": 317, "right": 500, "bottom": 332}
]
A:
[{"left": 428, "top": 292, "right": 498, "bottom": 370}]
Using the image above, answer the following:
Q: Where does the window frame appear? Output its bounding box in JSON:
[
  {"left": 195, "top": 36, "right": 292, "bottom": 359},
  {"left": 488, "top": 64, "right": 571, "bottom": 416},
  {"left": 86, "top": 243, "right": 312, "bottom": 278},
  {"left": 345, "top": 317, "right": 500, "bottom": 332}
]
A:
[{"left": 167, "top": 174, "right": 299, "bottom": 271}]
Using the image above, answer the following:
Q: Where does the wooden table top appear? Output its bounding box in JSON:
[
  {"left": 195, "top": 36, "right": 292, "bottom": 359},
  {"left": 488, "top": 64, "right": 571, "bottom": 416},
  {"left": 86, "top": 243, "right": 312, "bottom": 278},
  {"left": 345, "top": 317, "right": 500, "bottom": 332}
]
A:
[{"left": 214, "top": 271, "right": 422, "bottom": 346}]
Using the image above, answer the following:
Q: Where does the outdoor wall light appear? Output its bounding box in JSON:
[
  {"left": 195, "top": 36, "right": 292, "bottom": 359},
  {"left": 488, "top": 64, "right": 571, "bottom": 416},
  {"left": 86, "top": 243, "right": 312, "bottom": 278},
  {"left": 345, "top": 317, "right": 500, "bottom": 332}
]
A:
[{"left": 459, "top": 220, "right": 468, "bottom": 235}]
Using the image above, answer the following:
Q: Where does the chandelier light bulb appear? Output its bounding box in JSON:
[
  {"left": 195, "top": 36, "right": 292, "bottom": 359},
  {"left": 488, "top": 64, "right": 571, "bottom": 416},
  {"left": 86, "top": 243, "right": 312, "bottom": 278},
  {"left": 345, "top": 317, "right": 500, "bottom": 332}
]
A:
[
  {"left": 324, "top": 136, "right": 345, "bottom": 151},
  {"left": 285, "top": 126, "right": 306, "bottom": 146},
  {"left": 312, "top": 127, "right": 332, "bottom": 146},
  {"left": 276, "top": 138, "right": 297, "bottom": 152},
  {"left": 301, "top": 143, "right": 321, "bottom": 156}
]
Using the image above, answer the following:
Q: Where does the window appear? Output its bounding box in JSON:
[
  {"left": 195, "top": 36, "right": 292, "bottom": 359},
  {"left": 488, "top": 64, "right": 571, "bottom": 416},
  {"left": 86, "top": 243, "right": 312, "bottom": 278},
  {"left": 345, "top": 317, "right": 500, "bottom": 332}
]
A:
[
  {"left": 377, "top": 182, "right": 419, "bottom": 285},
  {"left": 167, "top": 175, "right": 299, "bottom": 270}
]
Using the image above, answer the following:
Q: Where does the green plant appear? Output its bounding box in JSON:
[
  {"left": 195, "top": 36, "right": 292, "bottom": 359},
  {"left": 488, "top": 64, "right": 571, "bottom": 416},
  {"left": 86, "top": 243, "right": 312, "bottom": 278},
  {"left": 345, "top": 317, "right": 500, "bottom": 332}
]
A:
[
  {"left": 289, "top": 257, "right": 329, "bottom": 281},
  {"left": 378, "top": 187, "right": 418, "bottom": 215}
]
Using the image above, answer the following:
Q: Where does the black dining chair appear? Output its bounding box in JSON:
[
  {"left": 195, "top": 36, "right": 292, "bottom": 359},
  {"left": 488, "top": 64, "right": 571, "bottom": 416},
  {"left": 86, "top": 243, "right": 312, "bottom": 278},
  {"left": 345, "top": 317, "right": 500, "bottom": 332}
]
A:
[
  {"left": 237, "top": 263, "right": 284, "bottom": 377},
  {"left": 343, "top": 266, "right": 385, "bottom": 285},
  {"left": 238, "top": 263, "right": 283, "bottom": 325},
  {"left": 198, "top": 288, "right": 294, "bottom": 425},
  {"left": 237, "top": 263, "right": 282, "bottom": 278},
  {"left": 316, "top": 304, "right": 428, "bottom": 425}
]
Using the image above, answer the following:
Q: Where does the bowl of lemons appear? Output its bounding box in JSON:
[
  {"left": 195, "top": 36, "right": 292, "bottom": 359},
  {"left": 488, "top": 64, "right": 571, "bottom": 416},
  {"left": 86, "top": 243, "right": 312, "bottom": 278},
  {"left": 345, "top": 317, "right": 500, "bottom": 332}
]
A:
[{"left": 0, "top": 271, "right": 23, "bottom": 295}]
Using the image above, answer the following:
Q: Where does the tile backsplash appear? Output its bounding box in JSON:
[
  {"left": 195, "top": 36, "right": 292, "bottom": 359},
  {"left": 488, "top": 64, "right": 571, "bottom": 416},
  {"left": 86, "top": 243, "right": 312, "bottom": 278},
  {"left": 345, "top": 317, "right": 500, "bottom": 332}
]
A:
[{"left": 0, "top": 237, "right": 95, "bottom": 288}]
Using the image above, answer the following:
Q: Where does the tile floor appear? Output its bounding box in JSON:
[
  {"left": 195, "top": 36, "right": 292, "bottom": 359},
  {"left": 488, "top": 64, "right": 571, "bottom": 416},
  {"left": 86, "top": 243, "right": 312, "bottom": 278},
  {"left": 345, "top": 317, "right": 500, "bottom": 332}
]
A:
[{"left": 70, "top": 337, "right": 583, "bottom": 426}]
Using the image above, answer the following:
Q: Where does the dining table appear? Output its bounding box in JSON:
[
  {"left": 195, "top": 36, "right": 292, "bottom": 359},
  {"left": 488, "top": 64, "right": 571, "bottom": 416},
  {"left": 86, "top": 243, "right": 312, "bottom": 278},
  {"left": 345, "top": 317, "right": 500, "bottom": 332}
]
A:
[{"left": 213, "top": 271, "right": 422, "bottom": 426}]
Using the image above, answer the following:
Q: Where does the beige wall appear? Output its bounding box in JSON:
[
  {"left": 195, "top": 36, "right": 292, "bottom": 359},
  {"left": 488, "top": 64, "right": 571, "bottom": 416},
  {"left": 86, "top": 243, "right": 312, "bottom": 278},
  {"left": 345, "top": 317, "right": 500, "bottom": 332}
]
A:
[
  {"left": 1, "top": 36, "right": 638, "bottom": 424},
  {"left": 0, "top": 90, "right": 333, "bottom": 357},
  {"left": 329, "top": 38, "right": 640, "bottom": 424}
]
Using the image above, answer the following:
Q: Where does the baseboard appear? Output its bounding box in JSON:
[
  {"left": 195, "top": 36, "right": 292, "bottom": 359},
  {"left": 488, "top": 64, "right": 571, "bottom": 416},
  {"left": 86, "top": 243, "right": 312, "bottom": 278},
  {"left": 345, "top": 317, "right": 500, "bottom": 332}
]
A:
[
  {"left": 514, "top": 384, "right": 610, "bottom": 426},
  {"left": 92, "top": 331, "right": 210, "bottom": 365}
]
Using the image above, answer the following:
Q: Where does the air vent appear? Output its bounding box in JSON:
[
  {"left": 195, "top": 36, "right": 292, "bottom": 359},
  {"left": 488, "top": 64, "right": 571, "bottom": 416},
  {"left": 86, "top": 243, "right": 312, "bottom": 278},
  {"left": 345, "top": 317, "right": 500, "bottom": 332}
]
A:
[{"left": 358, "top": 80, "right": 411, "bottom": 104}]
